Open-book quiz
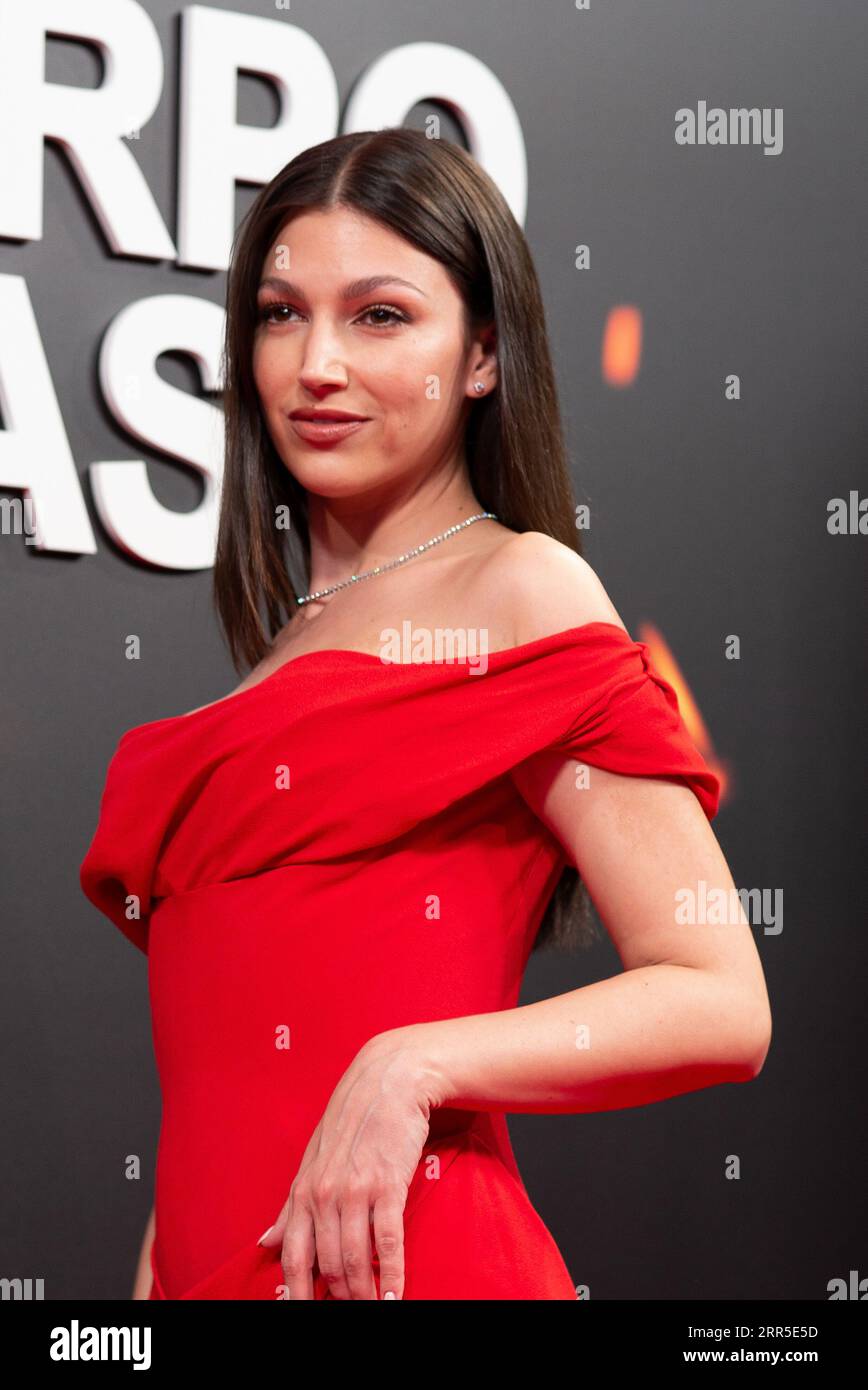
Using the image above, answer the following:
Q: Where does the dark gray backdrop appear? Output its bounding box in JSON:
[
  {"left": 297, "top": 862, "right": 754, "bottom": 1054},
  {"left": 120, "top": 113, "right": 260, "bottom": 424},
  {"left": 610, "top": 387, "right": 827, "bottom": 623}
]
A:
[{"left": 2, "top": 0, "right": 866, "bottom": 1299}]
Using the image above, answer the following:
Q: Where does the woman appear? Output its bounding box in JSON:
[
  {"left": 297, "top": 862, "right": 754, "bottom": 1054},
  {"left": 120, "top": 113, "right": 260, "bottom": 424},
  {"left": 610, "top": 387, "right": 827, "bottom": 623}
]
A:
[{"left": 80, "top": 128, "right": 771, "bottom": 1301}]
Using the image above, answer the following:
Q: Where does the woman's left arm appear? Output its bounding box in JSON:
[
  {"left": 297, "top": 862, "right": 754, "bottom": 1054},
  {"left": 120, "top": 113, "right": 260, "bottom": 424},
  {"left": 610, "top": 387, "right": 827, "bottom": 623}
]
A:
[
  {"left": 380, "top": 758, "right": 772, "bottom": 1116},
  {"left": 263, "top": 742, "right": 772, "bottom": 1300}
]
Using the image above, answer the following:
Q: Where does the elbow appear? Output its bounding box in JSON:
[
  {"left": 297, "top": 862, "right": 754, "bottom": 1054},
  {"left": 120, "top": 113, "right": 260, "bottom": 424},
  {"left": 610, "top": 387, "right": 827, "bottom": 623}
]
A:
[
  {"left": 703, "top": 969, "right": 772, "bottom": 1080},
  {"left": 736, "top": 1004, "right": 773, "bottom": 1079}
]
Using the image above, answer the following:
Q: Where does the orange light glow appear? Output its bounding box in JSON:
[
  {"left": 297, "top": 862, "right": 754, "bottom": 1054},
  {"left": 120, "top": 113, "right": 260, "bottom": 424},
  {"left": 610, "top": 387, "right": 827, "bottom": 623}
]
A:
[
  {"left": 637, "top": 621, "right": 730, "bottom": 804},
  {"left": 602, "top": 305, "right": 643, "bottom": 387}
]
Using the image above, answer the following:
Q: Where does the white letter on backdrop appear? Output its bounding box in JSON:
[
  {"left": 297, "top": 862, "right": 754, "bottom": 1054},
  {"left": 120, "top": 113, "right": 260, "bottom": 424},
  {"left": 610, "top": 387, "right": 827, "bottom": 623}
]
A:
[
  {"left": 90, "top": 294, "right": 225, "bottom": 570},
  {"left": 178, "top": 6, "right": 339, "bottom": 270},
  {"left": 0, "top": 0, "right": 175, "bottom": 258},
  {"left": 0, "top": 275, "right": 96, "bottom": 554},
  {"left": 342, "top": 42, "right": 527, "bottom": 227}
]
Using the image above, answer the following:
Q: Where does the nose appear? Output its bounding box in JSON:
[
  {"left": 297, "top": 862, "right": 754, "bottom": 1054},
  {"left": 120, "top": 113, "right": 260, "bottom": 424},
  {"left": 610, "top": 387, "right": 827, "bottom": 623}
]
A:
[{"left": 296, "top": 317, "right": 349, "bottom": 393}]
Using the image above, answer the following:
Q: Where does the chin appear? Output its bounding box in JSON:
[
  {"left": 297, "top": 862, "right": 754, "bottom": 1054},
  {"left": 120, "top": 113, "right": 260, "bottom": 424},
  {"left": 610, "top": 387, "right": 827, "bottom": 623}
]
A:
[{"left": 278, "top": 457, "right": 385, "bottom": 499}]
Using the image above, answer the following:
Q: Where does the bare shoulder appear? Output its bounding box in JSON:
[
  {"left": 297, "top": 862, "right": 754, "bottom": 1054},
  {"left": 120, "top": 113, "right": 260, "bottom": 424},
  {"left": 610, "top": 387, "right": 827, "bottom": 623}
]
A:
[{"left": 480, "top": 530, "right": 629, "bottom": 647}]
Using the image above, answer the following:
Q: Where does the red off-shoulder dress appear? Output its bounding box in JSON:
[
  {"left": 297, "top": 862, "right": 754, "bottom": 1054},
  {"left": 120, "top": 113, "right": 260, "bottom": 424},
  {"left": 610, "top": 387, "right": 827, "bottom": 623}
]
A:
[{"left": 79, "top": 622, "right": 720, "bottom": 1300}]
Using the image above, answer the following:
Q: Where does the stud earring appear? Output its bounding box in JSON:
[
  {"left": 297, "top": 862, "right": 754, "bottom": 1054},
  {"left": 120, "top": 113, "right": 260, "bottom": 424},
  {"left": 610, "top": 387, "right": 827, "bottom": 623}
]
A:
[{"left": 473, "top": 382, "right": 485, "bottom": 394}]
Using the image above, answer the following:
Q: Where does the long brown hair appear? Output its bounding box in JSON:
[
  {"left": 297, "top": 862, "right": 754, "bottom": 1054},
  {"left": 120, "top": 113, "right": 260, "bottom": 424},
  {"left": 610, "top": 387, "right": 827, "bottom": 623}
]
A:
[{"left": 215, "top": 127, "right": 595, "bottom": 955}]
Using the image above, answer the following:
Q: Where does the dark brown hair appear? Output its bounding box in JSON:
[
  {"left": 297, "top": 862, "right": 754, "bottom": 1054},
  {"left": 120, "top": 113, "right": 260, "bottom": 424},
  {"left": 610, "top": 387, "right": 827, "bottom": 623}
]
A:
[{"left": 214, "top": 127, "right": 595, "bottom": 954}]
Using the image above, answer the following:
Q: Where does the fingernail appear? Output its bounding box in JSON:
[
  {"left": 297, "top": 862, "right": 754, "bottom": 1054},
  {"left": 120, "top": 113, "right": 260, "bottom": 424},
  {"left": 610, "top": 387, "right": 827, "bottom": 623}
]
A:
[
  {"left": 257, "top": 1225, "right": 273, "bottom": 1245},
  {"left": 382, "top": 1290, "right": 397, "bottom": 1299}
]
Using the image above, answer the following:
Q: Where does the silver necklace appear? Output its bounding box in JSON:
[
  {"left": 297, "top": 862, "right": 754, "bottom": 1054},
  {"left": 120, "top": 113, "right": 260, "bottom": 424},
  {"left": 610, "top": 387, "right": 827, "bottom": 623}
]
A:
[{"left": 295, "top": 511, "right": 499, "bottom": 606}]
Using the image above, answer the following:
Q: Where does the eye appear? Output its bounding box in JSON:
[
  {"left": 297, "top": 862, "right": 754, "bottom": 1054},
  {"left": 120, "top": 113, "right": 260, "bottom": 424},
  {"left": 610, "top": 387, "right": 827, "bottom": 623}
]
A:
[
  {"left": 355, "top": 303, "right": 410, "bottom": 329},
  {"left": 256, "top": 301, "right": 299, "bottom": 325}
]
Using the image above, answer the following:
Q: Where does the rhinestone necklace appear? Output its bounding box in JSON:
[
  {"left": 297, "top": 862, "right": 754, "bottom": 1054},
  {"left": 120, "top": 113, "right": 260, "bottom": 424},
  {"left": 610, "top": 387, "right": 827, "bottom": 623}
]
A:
[{"left": 295, "top": 511, "right": 499, "bottom": 606}]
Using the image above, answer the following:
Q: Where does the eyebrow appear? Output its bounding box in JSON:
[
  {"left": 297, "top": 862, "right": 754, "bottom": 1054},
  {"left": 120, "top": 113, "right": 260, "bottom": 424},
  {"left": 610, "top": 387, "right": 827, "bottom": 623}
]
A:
[{"left": 256, "top": 274, "right": 428, "bottom": 301}]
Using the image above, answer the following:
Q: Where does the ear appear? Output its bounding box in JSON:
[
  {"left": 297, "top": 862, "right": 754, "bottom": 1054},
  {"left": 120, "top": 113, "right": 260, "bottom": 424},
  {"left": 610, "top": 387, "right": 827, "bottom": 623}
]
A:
[{"left": 465, "top": 321, "right": 497, "bottom": 398}]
